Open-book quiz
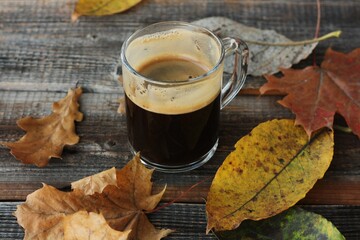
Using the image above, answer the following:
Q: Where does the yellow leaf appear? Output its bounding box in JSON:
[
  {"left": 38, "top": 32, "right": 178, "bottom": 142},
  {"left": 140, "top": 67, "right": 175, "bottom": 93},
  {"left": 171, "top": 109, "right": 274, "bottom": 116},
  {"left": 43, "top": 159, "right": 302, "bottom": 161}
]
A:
[
  {"left": 71, "top": 167, "right": 117, "bottom": 195},
  {"left": 72, "top": 0, "right": 142, "bottom": 21},
  {"left": 1, "top": 87, "right": 83, "bottom": 167},
  {"left": 206, "top": 119, "right": 334, "bottom": 232},
  {"left": 64, "top": 211, "right": 131, "bottom": 240}
]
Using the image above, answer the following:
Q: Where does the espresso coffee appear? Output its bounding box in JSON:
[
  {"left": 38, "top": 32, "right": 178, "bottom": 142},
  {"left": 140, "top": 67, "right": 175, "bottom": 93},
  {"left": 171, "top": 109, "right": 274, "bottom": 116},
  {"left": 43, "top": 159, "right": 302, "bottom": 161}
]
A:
[
  {"left": 138, "top": 56, "right": 208, "bottom": 81},
  {"left": 122, "top": 23, "right": 248, "bottom": 171},
  {"left": 125, "top": 57, "right": 220, "bottom": 167},
  {"left": 122, "top": 26, "right": 226, "bottom": 171}
]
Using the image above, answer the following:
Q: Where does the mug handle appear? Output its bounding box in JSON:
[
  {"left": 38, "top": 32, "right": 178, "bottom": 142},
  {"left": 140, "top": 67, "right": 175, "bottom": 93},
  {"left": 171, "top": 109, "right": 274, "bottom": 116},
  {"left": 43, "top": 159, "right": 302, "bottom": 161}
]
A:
[{"left": 221, "top": 37, "right": 249, "bottom": 109}]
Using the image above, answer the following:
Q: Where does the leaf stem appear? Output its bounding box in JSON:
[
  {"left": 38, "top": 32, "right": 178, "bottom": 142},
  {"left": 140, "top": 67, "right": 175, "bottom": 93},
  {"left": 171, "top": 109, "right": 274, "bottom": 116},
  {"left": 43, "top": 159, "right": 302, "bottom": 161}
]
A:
[
  {"left": 313, "top": 0, "right": 321, "bottom": 66},
  {"left": 244, "top": 30, "right": 341, "bottom": 46},
  {"left": 315, "top": 0, "right": 321, "bottom": 39}
]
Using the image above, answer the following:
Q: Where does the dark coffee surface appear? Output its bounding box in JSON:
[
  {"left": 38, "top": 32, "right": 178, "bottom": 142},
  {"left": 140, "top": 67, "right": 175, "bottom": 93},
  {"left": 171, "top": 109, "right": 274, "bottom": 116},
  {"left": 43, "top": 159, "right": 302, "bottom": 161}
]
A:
[
  {"left": 125, "top": 56, "right": 220, "bottom": 166},
  {"left": 125, "top": 94, "right": 220, "bottom": 166}
]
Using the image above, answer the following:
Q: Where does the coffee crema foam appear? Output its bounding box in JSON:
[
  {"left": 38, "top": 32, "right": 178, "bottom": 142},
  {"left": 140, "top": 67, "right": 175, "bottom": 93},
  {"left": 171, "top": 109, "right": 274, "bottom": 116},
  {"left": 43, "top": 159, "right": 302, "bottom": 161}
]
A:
[{"left": 123, "top": 28, "right": 222, "bottom": 115}]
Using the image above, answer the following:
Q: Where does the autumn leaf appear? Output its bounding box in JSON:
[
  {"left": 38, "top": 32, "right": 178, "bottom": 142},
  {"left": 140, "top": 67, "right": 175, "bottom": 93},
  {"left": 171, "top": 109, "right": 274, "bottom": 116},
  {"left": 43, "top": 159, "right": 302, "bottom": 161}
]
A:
[
  {"left": 193, "top": 17, "right": 340, "bottom": 76},
  {"left": 118, "top": 97, "right": 126, "bottom": 114},
  {"left": 1, "top": 87, "right": 83, "bottom": 167},
  {"left": 117, "top": 76, "right": 126, "bottom": 114},
  {"left": 64, "top": 211, "right": 131, "bottom": 240},
  {"left": 72, "top": 0, "right": 142, "bottom": 21},
  {"left": 206, "top": 119, "right": 334, "bottom": 232},
  {"left": 14, "top": 154, "right": 173, "bottom": 240},
  {"left": 71, "top": 167, "right": 117, "bottom": 195},
  {"left": 260, "top": 48, "right": 360, "bottom": 138},
  {"left": 215, "top": 207, "right": 345, "bottom": 240}
]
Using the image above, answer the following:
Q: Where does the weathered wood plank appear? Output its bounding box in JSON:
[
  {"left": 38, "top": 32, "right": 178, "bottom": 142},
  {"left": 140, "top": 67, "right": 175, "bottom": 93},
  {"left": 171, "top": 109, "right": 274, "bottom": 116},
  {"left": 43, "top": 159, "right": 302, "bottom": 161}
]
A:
[
  {"left": 1, "top": 0, "right": 359, "bottom": 93},
  {"left": 0, "top": 202, "right": 359, "bottom": 239},
  {"left": 0, "top": 92, "right": 359, "bottom": 203}
]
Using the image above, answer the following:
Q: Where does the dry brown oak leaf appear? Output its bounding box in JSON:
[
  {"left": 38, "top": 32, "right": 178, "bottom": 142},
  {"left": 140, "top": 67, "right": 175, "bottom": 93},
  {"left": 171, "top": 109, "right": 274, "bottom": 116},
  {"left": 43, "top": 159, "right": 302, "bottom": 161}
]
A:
[
  {"left": 14, "top": 154, "right": 173, "bottom": 240},
  {"left": 1, "top": 87, "right": 83, "bottom": 167},
  {"left": 260, "top": 48, "right": 360, "bottom": 138}
]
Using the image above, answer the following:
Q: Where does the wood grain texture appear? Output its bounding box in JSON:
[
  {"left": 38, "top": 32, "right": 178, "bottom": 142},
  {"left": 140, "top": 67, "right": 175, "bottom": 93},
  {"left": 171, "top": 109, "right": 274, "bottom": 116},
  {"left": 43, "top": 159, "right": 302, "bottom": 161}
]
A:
[
  {"left": 0, "top": 202, "right": 359, "bottom": 239},
  {"left": 0, "top": 0, "right": 359, "bottom": 93},
  {"left": 0, "top": 92, "right": 359, "bottom": 203},
  {"left": 0, "top": 0, "right": 359, "bottom": 237}
]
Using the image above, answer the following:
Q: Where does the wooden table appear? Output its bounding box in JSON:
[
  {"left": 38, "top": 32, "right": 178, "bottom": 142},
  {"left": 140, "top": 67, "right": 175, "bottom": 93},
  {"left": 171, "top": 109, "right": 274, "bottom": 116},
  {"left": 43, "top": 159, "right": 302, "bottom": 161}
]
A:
[{"left": 0, "top": 0, "right": 359, "bottom": 239}]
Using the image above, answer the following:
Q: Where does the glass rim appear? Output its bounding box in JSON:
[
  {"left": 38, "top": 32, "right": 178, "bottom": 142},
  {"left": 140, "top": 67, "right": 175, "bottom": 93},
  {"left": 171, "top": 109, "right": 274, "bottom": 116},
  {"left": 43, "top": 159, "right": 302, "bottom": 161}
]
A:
[{"left": 120, "top": 21, "right": 225, "bottom": 86}]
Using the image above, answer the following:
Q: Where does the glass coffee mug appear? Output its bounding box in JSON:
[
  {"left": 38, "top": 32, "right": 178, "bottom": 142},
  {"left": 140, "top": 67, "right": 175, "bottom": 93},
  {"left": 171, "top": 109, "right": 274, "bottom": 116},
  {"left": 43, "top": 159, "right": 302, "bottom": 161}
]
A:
[{"left": 121, "top": 21, "right": 248, "bottom": 172}]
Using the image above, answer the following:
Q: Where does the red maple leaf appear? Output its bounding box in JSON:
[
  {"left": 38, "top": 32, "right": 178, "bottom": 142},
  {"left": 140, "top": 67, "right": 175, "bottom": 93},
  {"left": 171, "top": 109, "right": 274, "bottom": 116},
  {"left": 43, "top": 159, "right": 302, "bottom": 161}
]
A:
[{"left": 260, "top": 48, "right": 360, "bottom": 138}]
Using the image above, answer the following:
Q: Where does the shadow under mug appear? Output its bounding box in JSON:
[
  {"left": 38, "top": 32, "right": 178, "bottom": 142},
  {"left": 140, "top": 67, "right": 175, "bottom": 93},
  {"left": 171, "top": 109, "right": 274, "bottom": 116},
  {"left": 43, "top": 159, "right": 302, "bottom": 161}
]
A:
[{"left": 121, "top": 21, "right": 249, "bottom": 173}]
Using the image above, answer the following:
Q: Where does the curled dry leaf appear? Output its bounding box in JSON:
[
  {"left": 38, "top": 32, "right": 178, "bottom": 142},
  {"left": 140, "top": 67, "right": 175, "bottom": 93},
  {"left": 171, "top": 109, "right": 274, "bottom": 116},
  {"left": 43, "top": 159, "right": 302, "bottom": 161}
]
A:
[
  {"left": 64, "top": 211, "right": 131, "bottom": 240},
  {"left": 193, "top": 17, "right": 318, "bottom": 76},
  {"left": 71, "top": 167, "right": 117, "bottom": 195},
  {"left": 72, "top": 0, "right": 142, "bottom": 21},
  {"left": 117, "top": 75, "right": 126, "bottom": 114},
  {"left": 1, "top": 87, "right": 83, "bottom": 167},
  {"left": 215, "top": 207, "right": 345, "bottom": 239},
  {"left": 261, "top": 48, "right": 360, "bottom": 138},
  {"left": 14, "top": 154, "right": 173, "bottom": 240},
  {"left": 206, "top": 119, "right": 334, "bottom": 232},
  {"left": 118, "top": 97, "right": 126, "bottom": 114}
]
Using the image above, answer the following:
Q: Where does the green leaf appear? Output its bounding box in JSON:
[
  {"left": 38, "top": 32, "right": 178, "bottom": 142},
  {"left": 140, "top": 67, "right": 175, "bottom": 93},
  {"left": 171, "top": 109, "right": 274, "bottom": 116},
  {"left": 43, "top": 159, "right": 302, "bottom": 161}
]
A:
[{"left": 215, "top": 207, "right": 345, "bottom": 240}]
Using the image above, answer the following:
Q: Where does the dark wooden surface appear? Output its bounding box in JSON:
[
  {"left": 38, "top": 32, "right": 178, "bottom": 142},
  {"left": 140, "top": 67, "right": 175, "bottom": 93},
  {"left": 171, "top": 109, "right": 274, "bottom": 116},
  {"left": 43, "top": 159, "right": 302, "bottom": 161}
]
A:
[
  {"left": 0, "top": 0, "right": 359, "bottom": 239},
  {"left": 0, "top": 203, "right": 359, "bottom": 239}
]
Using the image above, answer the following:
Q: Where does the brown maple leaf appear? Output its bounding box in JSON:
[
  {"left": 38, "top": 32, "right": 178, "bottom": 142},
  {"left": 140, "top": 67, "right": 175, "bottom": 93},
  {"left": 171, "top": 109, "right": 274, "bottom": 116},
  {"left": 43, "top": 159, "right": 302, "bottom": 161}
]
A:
[
  {"left": 1, "top": 87, "right": 83, "bottom": 167},
  {"left": 260, "top": 48, "right": 360, "bottom": 138},
  {"left": 71, "top": 167, "right": 117, "bottom": 195},
  {"left": 63, "top": 211, "right": 131, "bottom": 240},
  {"left": 14, "top": 154, "right": 173, "bottom": 240}
]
